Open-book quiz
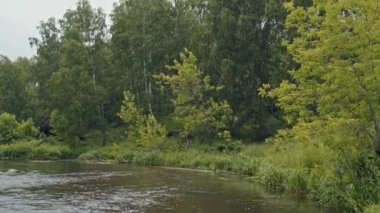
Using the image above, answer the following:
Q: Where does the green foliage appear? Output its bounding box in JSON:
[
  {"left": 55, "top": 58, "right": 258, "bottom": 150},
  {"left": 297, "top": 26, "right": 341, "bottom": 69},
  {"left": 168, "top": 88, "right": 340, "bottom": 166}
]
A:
[
  {"left": 118, "top": 91, "right": 167, "bottom": 148},
  {"left": 78, "top": 143, "right": 165, "bottom": 166},
  {"left": 0, "top": 56, "right": 33, "bottom": 119},
  {"left": 209, "top": 140, "right": 243, "bottom": 153},
  {"left": 30, "top": 0, "right": 111, "bottom": 142},
  {"left": 1, "top": 0, "right": 380, "bottom": 211},
  {"left": 258, "top": 2, "right": 380, "bottom": 210},
  {"left": 155, "top": 49, "right": 234, "bottom": 140},
  {"left": 48, "top": 67, "right": 104, "bottom": 141},
  {"left": 0, "top": 113, "right": 39, "bottom": 144},
  {"left": 17, "top": 119, "right": 40, "bottom": 140},
  {"left": 0, "top": 140, "right": 71, "bottom": 160},
  {"left": 111, "top": 0, "right": 196, "bottom": 116},
  {"left": 0, "top": 113, "right": 19, "bottom": 144},
  {"left": 365, "top": 204, "right": 380, "bottom": 213},
  {"left": 137, "top": 115, "right": 167, "bottom": 149},
  {"left": 263, "top": 0, "right": 380, "bottom": 153},
  {"left": 118, "top": 91, "right": 145, "bottom": 138},
  {"left": 191, "top": 0, "right": 290, "bottom": 140},
  {"left": 257, "top": 164, "right": 288, "bottom": 191},
  {"left": 315, "top": 154, "right": 380, "bottom": 212},
  {"left": 78, "top": 143, "right": 132, "bottom": 162}
]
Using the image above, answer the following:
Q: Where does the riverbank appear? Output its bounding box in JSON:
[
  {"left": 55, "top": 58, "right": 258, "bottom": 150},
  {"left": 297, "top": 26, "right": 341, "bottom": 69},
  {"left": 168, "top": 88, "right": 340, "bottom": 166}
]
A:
[
  {"left": 0, "top": 160, "right": 327, "bottom": 212},
  {"left": 1, "top": 140, "right": 380, "bottom": 212}
]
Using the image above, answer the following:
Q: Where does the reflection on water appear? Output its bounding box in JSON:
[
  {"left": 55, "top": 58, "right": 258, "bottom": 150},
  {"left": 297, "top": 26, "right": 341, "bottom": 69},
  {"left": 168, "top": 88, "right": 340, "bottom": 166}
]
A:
[{"left": 0, "top": 161, "right": 326, "bottom": 212}]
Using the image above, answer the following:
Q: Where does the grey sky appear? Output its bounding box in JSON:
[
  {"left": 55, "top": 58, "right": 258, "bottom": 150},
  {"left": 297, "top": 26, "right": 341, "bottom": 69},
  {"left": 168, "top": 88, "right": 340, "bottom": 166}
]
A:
[{"left": 0, "top": 0, "right": 117, "bottom": 60}]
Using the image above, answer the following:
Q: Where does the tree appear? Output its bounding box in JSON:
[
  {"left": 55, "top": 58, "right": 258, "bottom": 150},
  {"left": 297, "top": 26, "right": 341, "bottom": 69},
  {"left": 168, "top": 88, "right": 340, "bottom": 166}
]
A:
[
  {"left": 261, "top": 0, "right": 380, "bottom": 155},
  {"left": 29, "top": 17, "right": 61, "bottom": 125},
  {"left": 118, "top": 91, "right": 166, "bottom": 148},
  {"left": 190, "top": 0, "right": 291, "bottom": 140},
  {"left": 155, "top": 49, "right": 234, "bottom": 141},
  {"left": 46, "top": 0, "right": 110, "bottom": 143},
  {"left": 111, "top": 0, "right": 196, "bottom": 117},
  {"left": 118, "top": 91, "right": 145, "bottom": 139},
  {"left": 0, "top": 56, "right": 30, "bottom": 119}
]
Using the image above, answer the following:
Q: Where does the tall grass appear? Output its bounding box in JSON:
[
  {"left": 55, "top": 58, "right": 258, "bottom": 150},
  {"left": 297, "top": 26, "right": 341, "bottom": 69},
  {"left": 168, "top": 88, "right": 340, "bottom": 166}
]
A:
[
  {"left": 364, "top": 204, "right": 380, "bottom": 213},
  {"left": 0, "top": 140, "right": 72, "bottom": 160}
]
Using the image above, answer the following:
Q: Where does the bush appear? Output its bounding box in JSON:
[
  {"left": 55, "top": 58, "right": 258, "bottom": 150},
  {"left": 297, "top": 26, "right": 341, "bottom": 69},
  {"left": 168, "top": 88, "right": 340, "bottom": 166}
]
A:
[
  {"left": 211, "top": 140, "right": 242, "bottom": 153},
  {"left": 286, "top": 169, "right": 308, "bottom": 192},
  {"left": 137, "top": 116, "right": 167, "bottom": 149},
  {"left": 231, "top": 154, "right": 259, "bottom": 176},
  {"left": 214, "top": 156, "right": 233, "bottom": 170},
  {"left": 257, "top": 164, "right": 287, "bottom": 190},
  {"left": 132, "top": 150, "right": 163, "bottom": 166},
  {"left": 315, "top": 155, "right": 380, "bottom": 212},
  {"left": 0, "top": 140, "right": 71, "bottom": 160},
  {"left": 364, "top": 204, "right": 380, "bottom": 213},
  {"left": 0, "top": 113, "right": 39, "bottom": 144},
  {"left": 118, "top": 91, "right": 168, "bottom": 149},
  {"left": 78, "top": 143, "right": 135, "bottom": 162}
]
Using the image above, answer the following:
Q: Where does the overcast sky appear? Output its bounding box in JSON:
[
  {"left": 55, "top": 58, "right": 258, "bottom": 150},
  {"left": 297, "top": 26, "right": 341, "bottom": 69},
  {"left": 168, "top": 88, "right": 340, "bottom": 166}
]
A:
[{"left": 0, "top": 0, "right": 117, "bottom": 60}]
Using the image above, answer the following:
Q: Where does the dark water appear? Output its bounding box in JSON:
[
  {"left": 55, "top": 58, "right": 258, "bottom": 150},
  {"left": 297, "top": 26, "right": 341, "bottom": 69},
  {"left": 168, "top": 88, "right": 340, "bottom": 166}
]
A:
[{"left": 0, "top": 161, "right": 326, "bottom": 212}]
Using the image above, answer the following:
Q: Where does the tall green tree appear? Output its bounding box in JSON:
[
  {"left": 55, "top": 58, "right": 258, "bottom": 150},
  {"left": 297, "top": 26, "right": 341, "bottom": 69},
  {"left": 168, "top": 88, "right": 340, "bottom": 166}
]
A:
[
  {"left": 262, "top": 0, "right": 380, "bottom": 155},
  {"left": 155, "top": 49, "right": 234, "bottom": 141},
  {"left": 0, "top": 56, "right": 31, "bottom": 119},
  {"left": 191, "top": 0, "right": 291, "bottom": 140},
  {"left": 111, "top": 0, "right": 196, "bottom": 117},
  {"left": 46, "top": 0, "right": 110, "bottom": 142},
  {"left": 29, "top": 17, "right": 61, "bottom": 124}
]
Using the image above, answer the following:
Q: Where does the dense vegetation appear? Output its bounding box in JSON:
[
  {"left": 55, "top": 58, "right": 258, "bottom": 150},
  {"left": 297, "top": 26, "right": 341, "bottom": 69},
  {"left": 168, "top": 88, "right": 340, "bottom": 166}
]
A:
[{"left": 1, "top": 0, "right": 380, "bottom": 211}]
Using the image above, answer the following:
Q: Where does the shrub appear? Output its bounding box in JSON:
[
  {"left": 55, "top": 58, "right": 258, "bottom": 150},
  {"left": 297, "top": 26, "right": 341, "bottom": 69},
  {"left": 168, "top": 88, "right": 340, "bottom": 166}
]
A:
[
  {"left": 257, "top": 164, "right": 287, "bottom": 190},
  {"left": 364, "top": 204, "right": 380, "bottom": 213},
  {"left": 118, "top": 91, "right": 168, "bottom": 149},
  {"left": 0, "top": 113, "right": 39, "bottom": 144},
  {"left": 286, "top": 169, "right": 308, "bottom": 192},
  {"left": 137, "top": 116, "right": 167, "bottom": 149},
  {"left": 132, "top": 150, "right": 163, "bottom": 166},
  {"left": 0, "top": 140, "right": 71, "bottom": 160}
]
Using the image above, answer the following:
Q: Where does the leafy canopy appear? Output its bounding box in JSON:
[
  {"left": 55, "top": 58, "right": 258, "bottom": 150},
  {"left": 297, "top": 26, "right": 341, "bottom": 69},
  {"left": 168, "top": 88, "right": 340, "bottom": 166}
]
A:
[
  {"left": 260, "top": 0, "right": 380, "bottom": 153},
  {"left": 155, "top": 49, "right": 234, "bottom": 140}
]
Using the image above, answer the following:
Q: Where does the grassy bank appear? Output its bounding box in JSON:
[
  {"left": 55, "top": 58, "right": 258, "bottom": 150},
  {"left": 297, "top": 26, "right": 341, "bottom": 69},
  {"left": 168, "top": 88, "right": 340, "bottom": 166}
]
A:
[
  {"left": 1, "top": 139, "right": 380, "bottom": 212},
  {"left": 0, "top": 140, "right": 72, "bottom": 160},
  {"left": 79, "top": 142, "right": 380, "bottom": 212}
]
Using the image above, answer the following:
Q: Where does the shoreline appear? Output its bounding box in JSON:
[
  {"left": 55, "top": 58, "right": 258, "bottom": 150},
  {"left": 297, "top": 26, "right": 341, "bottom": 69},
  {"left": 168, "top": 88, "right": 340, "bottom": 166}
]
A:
[{"left": 1, "top": 141, "right": 379, "bottom": 212}]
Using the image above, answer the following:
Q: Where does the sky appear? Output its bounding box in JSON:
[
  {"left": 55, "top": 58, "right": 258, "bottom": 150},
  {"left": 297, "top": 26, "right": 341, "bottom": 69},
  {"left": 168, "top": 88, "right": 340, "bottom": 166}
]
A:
[{"left": 0, "top": 0, "right": 117, "bottom": 60}]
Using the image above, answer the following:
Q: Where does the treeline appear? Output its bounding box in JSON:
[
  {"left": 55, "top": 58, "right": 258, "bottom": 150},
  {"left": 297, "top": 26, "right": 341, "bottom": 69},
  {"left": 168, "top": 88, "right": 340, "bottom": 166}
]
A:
[
  {"left": 1, "top": 0, "right": 308, "bottom": 143},
  {"left": 1, "top": 0, "right": 380, "bottom": 157}
]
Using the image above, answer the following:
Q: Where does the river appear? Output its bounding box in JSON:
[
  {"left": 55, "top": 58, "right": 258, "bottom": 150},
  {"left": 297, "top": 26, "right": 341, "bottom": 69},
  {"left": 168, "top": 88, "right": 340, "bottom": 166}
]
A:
[{"left": 0, "top": 161, "right": 326, "bottom": 212}]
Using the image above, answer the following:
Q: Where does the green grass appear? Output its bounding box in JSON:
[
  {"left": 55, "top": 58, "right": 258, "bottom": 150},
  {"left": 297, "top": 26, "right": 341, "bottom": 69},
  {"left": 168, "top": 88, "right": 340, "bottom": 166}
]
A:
[{"left": 0, "top": 140, "right": 72, "bottom": 160}]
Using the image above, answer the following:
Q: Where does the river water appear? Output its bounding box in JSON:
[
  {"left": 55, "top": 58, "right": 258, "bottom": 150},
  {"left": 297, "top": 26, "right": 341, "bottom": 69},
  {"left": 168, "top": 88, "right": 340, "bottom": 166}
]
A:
[{"left": 0, "top": 161, "right": 325, "bottom": 212}]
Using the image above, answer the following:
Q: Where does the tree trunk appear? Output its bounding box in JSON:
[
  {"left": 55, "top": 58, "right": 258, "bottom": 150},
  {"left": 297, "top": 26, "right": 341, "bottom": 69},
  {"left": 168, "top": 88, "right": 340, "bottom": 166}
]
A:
[
  {"left": 142, "top": 7, "right": 154, "bottom": 116},
  {"left": 102, "top": 132, "right": 106, "bottom": 147},
  {"left": 374, "top": 121, "right": 380, "bottom": 156}
]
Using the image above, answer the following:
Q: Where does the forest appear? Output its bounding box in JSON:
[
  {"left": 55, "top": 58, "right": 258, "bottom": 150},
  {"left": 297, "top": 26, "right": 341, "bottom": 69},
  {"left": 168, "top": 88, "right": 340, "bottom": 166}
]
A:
[{"left": 1, "top": 0, "right": 380, "bottom": 212}]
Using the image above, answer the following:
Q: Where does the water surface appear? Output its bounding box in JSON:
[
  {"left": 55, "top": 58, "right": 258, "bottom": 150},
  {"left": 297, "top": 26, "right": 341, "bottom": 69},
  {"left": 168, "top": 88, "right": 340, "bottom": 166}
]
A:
[{"left": 0, "top": 161, "right": 325, "bottom": 212}]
